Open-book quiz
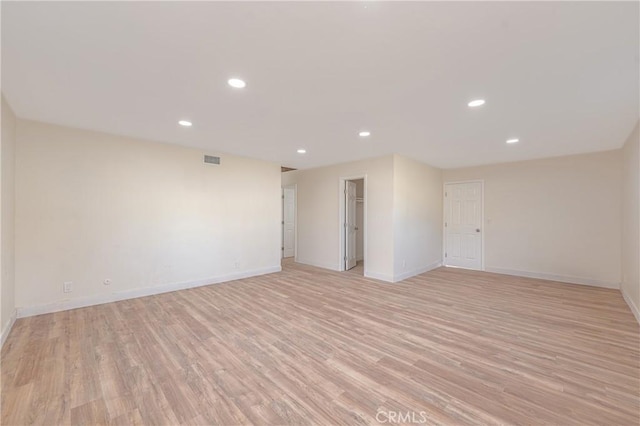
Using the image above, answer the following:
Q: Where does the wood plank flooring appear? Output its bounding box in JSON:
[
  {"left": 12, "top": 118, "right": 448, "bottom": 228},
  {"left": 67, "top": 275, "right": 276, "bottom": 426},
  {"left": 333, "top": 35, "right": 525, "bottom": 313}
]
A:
[{"left": 2, "top": 261, "right": 639, "bottom": 425}]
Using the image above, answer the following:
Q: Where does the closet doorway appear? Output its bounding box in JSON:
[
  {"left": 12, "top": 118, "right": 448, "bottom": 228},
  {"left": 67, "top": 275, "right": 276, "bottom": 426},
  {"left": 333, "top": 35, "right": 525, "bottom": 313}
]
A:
[{"left": 340, "top": 177, "right": 365, "bottom": 274}]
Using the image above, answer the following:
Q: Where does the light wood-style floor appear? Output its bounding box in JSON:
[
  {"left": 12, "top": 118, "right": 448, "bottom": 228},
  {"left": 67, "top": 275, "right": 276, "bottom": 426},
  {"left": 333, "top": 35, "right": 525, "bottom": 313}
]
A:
[{"left": 2, "top": 261, "right": 639, "bottom": 425}]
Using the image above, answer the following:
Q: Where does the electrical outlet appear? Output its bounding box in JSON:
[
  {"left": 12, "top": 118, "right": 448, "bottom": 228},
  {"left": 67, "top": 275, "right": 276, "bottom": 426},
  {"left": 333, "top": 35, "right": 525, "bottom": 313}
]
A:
[
  {"left": 103, "top": 279, "right": 112, "bottom": 286},
  {"left": 234, "top": 261, "right": 239, "bottom": 269},
  {"left": 402, "top": 260, "right": 406, "bottom": 269},
  {"left": 63, "top": 281, "right": 73, "bottom": 293}
]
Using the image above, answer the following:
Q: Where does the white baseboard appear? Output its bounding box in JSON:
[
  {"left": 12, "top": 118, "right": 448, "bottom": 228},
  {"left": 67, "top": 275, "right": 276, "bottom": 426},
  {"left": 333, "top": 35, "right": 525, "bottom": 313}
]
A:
[
  {"left": 16, "top": 265, "right": 282, "bottom": 319},
  {"left": 621, "top": 287, "right": 640, "bottom": 325},
  {"left": 485, "top": 267, "right": 619, "bottom": 289},
  {"left": 364, "top": 270, "right": 394, "bottom": 283},
  {"left": 295, "top": 257, "right": 395, "bottom": 283},
  {"left": 294, "top": 258, "right": 340, "bottom": 272},
  {"left": 1, "top": 309, "right": 17, "bottom": 348},
  {"left": 393, "top": 260, "right": 442, "bottom": 283}
]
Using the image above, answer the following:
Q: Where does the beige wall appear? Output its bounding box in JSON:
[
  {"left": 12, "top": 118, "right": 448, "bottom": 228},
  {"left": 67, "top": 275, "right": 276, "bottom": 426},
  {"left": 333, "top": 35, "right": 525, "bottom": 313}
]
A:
[
  {"left": 8, "top": 114, "right": 633, "bottom": 318},
  {"left": 393, "top": 155, "right": 443, "bottom": 280},
  {"left": 15, "top": 120, "right": 282, "bottom": 315},
  {"left": 621, "top": 122, "right": 640, "bottom": 320},
  {"left": 1, "top": 96, "right": 17, "bottom": 342},
  {"left": 282, "top": 155, "right": 444, "bottom": 282},
  {"left": 282, "top": 156, "right": 395, "bottom": 280},
  {"left": 443, "top": 150, "right": 622, "bottom": 288}
]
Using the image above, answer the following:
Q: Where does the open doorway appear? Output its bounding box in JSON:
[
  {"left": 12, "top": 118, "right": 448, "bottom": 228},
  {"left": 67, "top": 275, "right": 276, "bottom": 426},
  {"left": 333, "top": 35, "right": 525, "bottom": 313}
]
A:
[
  {"left": 282, "top": 185, "right": 296, "bottom": 259},
  {"left": 340, "top": 177, "right": 365, "bottom": 275}
]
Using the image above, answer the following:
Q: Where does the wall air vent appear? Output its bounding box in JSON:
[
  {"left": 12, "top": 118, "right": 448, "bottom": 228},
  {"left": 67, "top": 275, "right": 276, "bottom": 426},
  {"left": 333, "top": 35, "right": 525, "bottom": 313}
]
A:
[{"left": 204, "top": 155, "right": 221, "bottom": 165}]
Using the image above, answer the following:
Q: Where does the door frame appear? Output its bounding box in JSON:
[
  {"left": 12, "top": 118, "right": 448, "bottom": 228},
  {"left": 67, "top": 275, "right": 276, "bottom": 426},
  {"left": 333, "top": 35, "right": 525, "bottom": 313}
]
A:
[
  {"left": 338, "top": 175, "right": 367, "bottom": 274},
  {"left": 442, "top": 180, "right": 485, "bottom": 271},
  {"left": 282, "top": 184, "right": 298, "bottom": 260}
]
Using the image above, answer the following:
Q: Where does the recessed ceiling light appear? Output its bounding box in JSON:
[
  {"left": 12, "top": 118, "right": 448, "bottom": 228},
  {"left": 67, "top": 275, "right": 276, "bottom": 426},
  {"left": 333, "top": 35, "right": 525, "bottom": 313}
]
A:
[
  {"left": 359, "top": 131, "right": 371, "bottom": 137},
  {"left": 178, "top": 120, "right": 192, "bottom": 127},
  {"left": 297, "top": 149, "right": 306, "bottom": 154},
  {"left": 228, "top": 78, "right": 246, "bottom": 88},
  {"left": 467, "top": 99, "right": 486, "bottom": 107},
  {"left": 506, "top": 138, "right": 520, "bottom": 144}
]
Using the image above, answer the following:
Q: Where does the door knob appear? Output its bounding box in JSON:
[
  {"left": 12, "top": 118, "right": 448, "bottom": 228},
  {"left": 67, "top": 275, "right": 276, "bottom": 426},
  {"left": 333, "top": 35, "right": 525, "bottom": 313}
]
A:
[{"left": 476, "top": 228, "right": 481, "bottom": 232}]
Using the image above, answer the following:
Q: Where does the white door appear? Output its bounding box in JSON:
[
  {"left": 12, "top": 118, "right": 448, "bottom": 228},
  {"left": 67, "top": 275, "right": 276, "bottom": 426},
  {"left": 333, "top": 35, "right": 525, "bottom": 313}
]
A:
[
  {"left": 444, "top": 182, "right": 483, "bottom": 270},
  {"left": 282, "top": 187, "right": 295, "bottom": 258},
  {"left": 345, "top": 181, "right": 357, "bottom": 270}
]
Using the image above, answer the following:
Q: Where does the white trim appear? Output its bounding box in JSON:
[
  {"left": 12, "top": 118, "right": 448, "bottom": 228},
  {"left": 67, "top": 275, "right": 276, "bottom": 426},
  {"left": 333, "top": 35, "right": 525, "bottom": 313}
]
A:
[
  {"left": 338, "top": 175, "right": 368, "bottom": 275},
  {"left": 364, "top": 270, "right": 394, "bottom": 283},
  {"left": 0, "top": 309, "right": 17, "bottom": 348},
  {"left": 485, "top": 267, "right": 620, "bottom": 289},
  {"left": 621, "top": 286, "right": 640, "bottom": 324},
  {"left": 442, "top": 180, "right": 485, "bottom": 271},
  {"left": 393, "top": 260, "right": 442, "bottom": 283},
  {"left": 16, "top": 266, "right": 281, "bottom": 318},
  {"left": 295, "top": 258, "right": 340, "bottom": 271}
]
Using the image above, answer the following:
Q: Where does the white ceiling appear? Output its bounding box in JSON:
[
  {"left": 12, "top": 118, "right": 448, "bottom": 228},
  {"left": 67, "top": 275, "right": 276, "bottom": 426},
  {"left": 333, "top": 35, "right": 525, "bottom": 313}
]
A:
[{"left": 2, "top": 1, "right": 638, "bottom": 169}]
